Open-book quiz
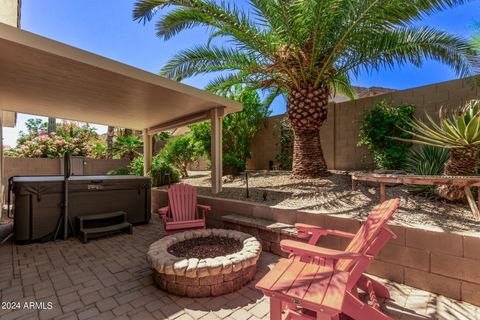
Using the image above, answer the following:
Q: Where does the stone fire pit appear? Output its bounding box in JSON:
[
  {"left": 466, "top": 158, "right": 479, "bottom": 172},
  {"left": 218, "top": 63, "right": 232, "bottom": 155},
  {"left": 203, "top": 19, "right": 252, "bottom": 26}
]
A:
[{"left": 147, "top": 229, "right": 262, "bottom": 297}]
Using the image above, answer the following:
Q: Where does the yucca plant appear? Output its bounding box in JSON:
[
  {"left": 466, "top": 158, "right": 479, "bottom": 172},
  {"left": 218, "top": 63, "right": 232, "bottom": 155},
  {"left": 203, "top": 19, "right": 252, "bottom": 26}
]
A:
[
  {"left": 405, "top": 145, "right": 450, "bottom": 197},
  {"left": 133, "top": 0, "right": 478, "bottom": 178},
  {"left": 402, "top": 100, "right": 480, "bottom": 201}
]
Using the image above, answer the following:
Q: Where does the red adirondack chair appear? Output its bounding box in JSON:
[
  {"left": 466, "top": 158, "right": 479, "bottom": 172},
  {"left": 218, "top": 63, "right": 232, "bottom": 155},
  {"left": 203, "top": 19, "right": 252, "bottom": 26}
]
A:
[
  {"left": 256, "top": 198, "right": 400, "bottom": 320},
  {"left": 158, "top": 183, "right": 211, "bottom": 233}
]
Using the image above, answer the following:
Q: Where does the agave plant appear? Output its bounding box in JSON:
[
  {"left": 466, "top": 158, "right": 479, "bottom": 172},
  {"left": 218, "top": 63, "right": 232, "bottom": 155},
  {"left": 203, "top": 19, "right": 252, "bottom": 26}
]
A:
[
  {"left": 405, "top": 145, "right": 450, "bottom": 197},
  {"left": 133, "top": 0, "right": 478, "bottom": 178},
  {"left": 403, "top": 100, "right": 480, "bottom": 201}
]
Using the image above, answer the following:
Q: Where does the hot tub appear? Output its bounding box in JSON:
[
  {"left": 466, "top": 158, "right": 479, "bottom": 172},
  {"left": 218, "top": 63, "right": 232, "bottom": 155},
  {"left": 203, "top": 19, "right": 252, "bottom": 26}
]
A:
[{"left": 11, "top": 175, "right": 151, "bottom": 244}]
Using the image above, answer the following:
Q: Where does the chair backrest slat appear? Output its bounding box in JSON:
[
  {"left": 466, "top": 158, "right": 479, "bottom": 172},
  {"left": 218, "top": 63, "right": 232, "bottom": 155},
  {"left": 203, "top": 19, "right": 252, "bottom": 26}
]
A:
[
  {"left": 168, "top": 183, "right": 197, "bottom": 222},
  {"left": 336, "top": 198, "right": 400, "bottom": 272}
]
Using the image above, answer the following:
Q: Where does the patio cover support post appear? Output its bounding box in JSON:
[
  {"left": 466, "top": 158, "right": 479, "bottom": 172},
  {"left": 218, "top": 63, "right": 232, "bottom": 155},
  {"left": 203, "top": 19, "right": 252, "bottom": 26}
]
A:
[
  {"left": 211, "top": 107, "right": 223, "bottom": 194},
  {"left": 0, "top": 111, "right": 3, "bottom": 215},
  {"left": 143, "top": 131, "right": 152, "bottom": 177}
]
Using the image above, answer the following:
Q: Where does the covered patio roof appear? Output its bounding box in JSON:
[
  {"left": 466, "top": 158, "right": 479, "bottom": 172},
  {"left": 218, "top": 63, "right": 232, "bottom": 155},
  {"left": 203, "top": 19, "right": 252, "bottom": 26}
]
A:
[
  {"left": 0, "top": 22, "right": 240, "bottom": 194},
  {"left": 0, "top": 23, "right": 242, "bottom": 132}
]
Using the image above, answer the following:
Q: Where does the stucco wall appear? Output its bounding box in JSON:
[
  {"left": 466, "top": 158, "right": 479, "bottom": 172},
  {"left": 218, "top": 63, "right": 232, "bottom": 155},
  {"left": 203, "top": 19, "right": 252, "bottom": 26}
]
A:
[
  {"left": 248, "top": 77, "right": 479, "bottom": 170},
  {"left": 0, "top": 0, "right": 19, "bottom": 27}
]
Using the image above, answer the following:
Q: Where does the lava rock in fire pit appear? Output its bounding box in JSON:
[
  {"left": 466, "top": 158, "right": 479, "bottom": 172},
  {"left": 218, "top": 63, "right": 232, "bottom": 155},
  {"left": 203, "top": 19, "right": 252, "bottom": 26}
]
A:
[{"left": 168, "top": 236, "right": 243, "bottom": 259}]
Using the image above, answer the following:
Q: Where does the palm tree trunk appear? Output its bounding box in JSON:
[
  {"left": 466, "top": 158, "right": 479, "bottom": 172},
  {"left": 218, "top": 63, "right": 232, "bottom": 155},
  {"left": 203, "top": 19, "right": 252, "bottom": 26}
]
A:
[
  {"left": 181, "top": 164, "right": 189, "bottom": 178},
  {"left": 287, "top": 85, "right": 329, "bottom": 178},
  {"left": 438, "top": 148, "right": 478, "bottom": 201},
  {"left": 106, "top": 126, "right": 114, "bottom": 159},
  {"left": 47, "top": 118, "right": 56, "bottom": 135}
]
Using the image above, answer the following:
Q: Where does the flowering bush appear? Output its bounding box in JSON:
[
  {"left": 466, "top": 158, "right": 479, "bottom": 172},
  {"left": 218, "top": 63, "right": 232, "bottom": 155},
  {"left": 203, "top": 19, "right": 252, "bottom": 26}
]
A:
[{"left": 12, "top": 120, "right": 104, "bottom": 158}]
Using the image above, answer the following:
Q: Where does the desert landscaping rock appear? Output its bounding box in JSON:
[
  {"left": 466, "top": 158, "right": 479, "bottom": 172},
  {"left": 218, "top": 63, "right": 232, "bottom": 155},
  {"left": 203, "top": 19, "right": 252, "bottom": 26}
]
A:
[{"left": 147, "top": 229, "right": 261, "bottom": 297}]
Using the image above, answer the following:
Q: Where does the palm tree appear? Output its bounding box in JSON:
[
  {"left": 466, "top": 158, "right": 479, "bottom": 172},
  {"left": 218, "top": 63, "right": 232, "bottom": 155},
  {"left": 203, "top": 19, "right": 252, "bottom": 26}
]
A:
[
  {"left": 106, "top": 126, "right": 115, "bottom": 159},
  {"left": 402, "top": 100, "right": 480, "bottom": 201},
  {"left": 133, "top": 0, "right": 477, "bottom": 178},
  {"left": 47, "top": 117, "right": 56, "bottom": 135},
  {"left": 113, "top": 135, "right": 143, "bottom": 161}
]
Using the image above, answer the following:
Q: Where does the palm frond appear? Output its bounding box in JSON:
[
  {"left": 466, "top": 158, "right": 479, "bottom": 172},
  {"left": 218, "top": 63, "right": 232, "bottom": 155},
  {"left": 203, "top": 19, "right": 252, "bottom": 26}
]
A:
[
  {"left": 330, "top": 73, "right": 356, "bottom": 100},
  {"left": 134, "top": 0, "right": 477, "bottom": 99},
  {"left": 373, "top": 0, "right": 474, "bottom": 26},
  {"left": 262, "top": 86, "right": 285, "bottom": 108},
  {"left": 134, "top": 0, "right": 276, "bottom": 56},
  {"left": 160, "top": 45, "right": 260, "bottom": 81},
  {"left": 205, "top": 72, "right": 254, "bottom": 93},
  {"left": 344, "top": 27, "right": 478, "bottom": 78}
]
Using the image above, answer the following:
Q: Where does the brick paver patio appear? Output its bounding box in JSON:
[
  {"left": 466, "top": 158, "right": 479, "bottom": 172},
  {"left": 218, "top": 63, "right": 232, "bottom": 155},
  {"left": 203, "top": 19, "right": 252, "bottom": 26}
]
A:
[{"left": 0, "top": 216, "right": 479, "bottom": 320}]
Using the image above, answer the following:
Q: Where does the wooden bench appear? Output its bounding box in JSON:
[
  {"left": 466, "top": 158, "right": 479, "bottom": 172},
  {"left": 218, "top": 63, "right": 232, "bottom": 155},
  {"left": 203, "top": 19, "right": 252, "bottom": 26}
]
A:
[{"left": 351, "top": 172, "right": 480, "bottom": 220}]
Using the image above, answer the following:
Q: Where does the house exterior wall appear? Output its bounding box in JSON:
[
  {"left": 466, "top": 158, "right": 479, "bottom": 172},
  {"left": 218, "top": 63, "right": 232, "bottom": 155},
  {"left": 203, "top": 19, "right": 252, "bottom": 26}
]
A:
[
  {"left": 0, "top": 0, "right": 20, "bottom": 27},
  {"left": 247, "top": 77, "right": 479, "bottom": 171}
]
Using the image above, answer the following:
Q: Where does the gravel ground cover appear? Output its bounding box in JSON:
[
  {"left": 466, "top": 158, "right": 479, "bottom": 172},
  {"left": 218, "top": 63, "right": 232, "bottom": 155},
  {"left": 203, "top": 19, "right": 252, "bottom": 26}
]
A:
[{"left": 182, "top": 170, "right": 480, "bottom": 233}]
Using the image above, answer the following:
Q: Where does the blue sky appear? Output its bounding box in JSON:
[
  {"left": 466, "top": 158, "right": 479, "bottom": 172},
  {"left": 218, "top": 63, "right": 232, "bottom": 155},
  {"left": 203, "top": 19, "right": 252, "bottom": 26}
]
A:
[{"left": 4, "top": 0, "right": 480, "bottom": 146}]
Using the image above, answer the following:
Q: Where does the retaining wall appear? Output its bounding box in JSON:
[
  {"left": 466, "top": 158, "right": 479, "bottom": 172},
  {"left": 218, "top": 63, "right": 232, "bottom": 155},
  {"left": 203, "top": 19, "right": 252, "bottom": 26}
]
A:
[{"left": 152, "top": 188, "right": 480, "bottom": 306}]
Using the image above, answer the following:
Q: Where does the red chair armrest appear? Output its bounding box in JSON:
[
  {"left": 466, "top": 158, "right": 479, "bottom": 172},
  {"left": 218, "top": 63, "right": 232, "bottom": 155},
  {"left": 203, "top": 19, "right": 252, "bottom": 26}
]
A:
[
  {"left": 197, "top": 204, "right": 211, "bottom": 220},
  {"left": 295, "top": 223, "right": 356, "bottom": 239},
  {"left": 197, "top": 204, "right": 211, "bottom": 212},
  {"left": 158, "top": 207, "right": 169, "bottom": 217},
  {"left": 280, "top": 239, "right": 372, "bottom": 261},
  {"left": 295, "top": 223, "right": 328, "bottom": 238}
]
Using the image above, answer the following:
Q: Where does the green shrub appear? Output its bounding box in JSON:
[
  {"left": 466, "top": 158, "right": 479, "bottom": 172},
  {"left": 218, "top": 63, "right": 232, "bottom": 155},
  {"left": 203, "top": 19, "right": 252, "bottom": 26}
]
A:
[
  {"left": 405, "top": 145, "right": 450, "bottom": 196},
  {"left": 89, "top": 139, "right": 108, "bottom": 159},
  {"left": 150, "top": 159, "right": 180, "bottom": 187},
  {"left": 358, "top": 100, "right": 415, "bottom": 170},
  {"left": 189, "top": 86, "right": 269, "bottom": 172},
  {"left": 274, "top": 117, "right": 293, "bottom": 170},
  {"left": 129, "top": 156, "right": 145, "bottom": 176},
  {"left": 129, "top": 155, "right": 180, "bottom": 187},
  {"left": 275, "top": 152, "right": 292, "bottom": 170},
  {"left": 107, "top": 167, "right": 131, "bottom": 175},
  {"left": 223, "top": 152, "right": 246, "bottom": 174},
  {"left": 160, "top": 133, "right": 201, "bottom": 178}
]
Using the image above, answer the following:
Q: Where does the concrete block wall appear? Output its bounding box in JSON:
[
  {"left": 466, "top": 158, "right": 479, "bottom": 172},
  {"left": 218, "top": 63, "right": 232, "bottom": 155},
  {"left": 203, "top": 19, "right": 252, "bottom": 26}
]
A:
[
  {"left": 247, "top": 77, "right": 480, "bottom": 171},
  {"left": 83, "top": 158, "right": 130, "bottom": 175},
  {"left": 247, "top": 115, "right": 283, "bottom": 170},
  {"left": 152, "top": 188, "right": 480, "bottom": 306}
]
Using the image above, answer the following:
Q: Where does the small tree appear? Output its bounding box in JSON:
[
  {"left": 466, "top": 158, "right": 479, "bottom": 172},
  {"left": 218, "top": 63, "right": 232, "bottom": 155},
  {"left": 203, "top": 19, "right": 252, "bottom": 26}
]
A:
[
  {"left": 129, "top": 154, "right": 180, "bottom": 186},
  {"left": 190, "top": 86, "right": 269, "bottom": 174},
  {"left": 358, "top": 101, "right": 415, "bottom": 170},
  {"left": 106, "top": 126, "right": 115, "bottom": 159},
  {"left": 160, "top": 133, "right": 200, "bottom": 178},
  {"left": 23, "top": 118, "right": 47, "bottom": 134},
  {"left": 13, "top": 119, "right": 100, "bottom": 158}
]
